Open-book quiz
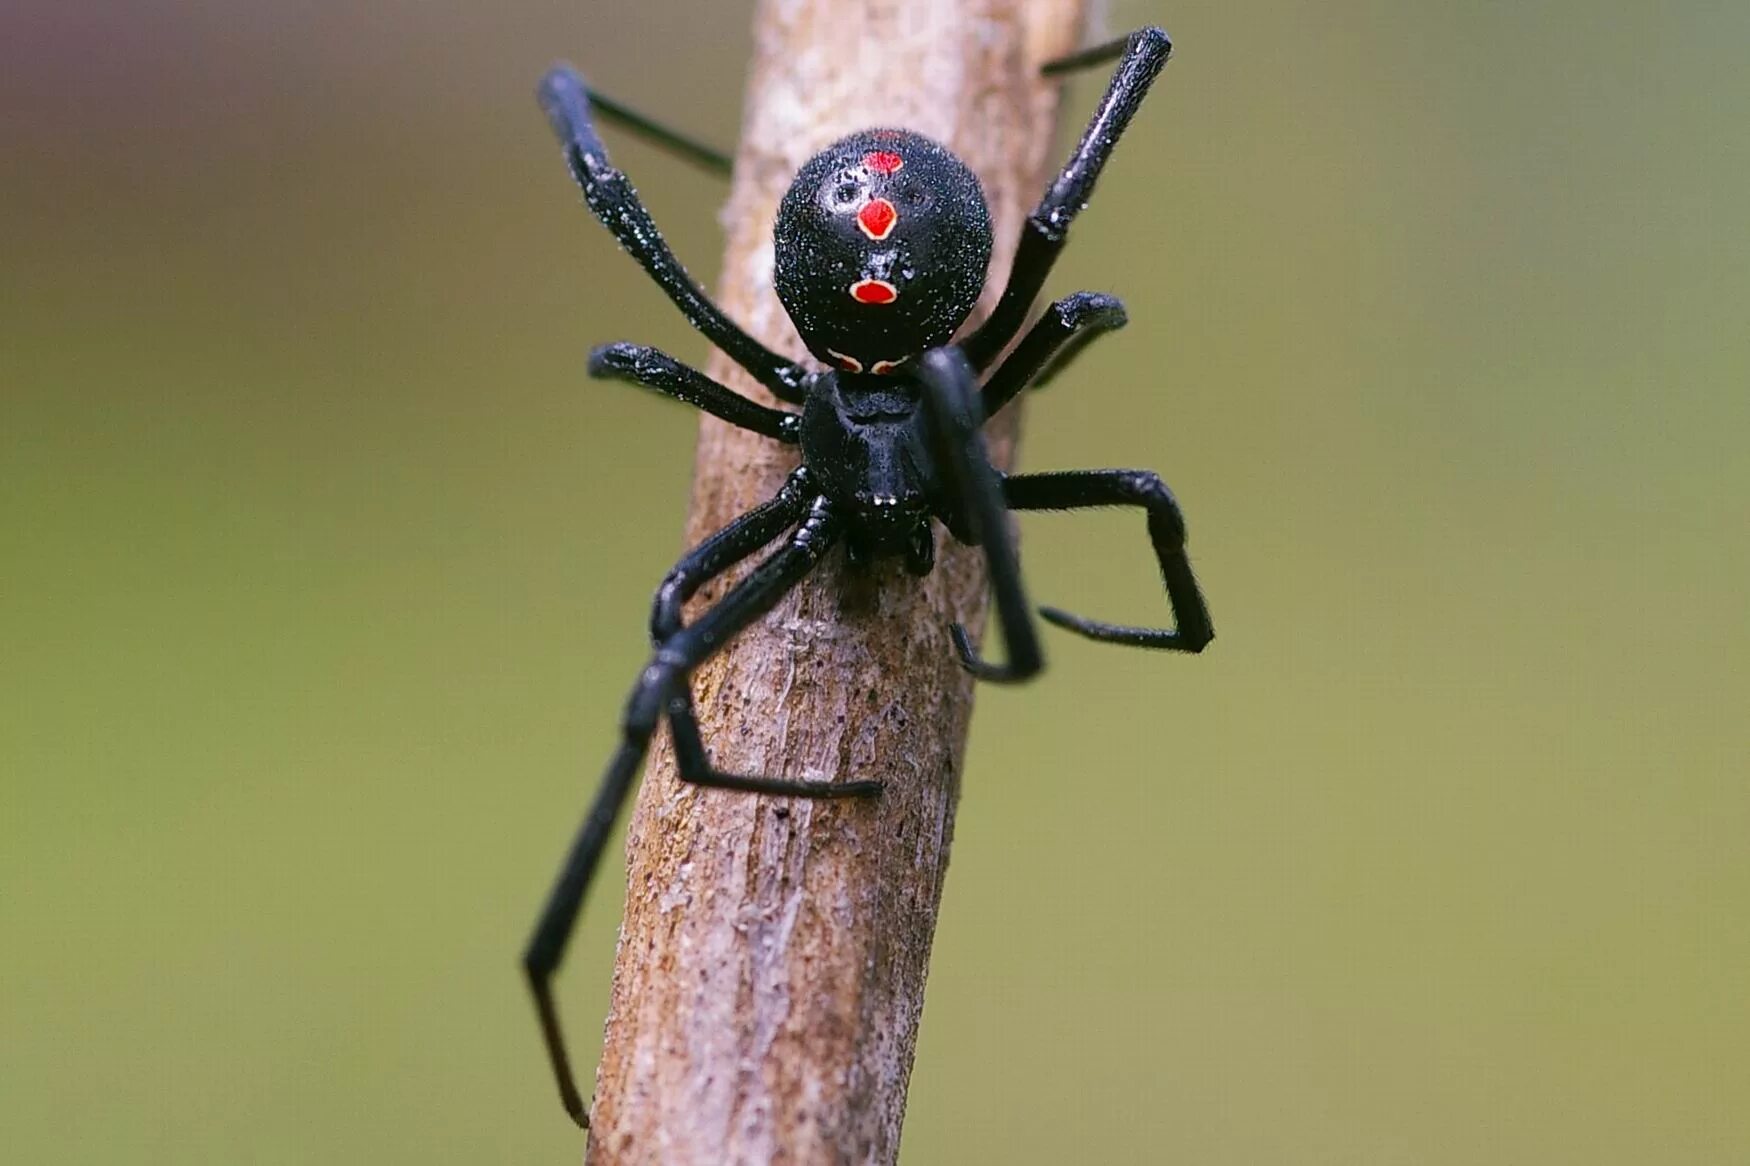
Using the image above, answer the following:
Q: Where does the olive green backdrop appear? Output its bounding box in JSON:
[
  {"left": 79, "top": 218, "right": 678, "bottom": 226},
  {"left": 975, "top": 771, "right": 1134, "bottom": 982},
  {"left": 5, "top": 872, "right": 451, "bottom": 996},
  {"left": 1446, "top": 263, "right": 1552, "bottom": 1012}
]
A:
[{"left": 4, "top": 1, "right": 1746, "bottom": 1162}]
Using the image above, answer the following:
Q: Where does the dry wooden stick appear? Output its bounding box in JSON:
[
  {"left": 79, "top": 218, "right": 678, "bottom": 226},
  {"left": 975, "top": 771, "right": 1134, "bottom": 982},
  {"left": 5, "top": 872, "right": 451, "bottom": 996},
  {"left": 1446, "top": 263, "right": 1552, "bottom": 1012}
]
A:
[{"left": 585, "top": 2, "right": 1089, "bottom": 1161}]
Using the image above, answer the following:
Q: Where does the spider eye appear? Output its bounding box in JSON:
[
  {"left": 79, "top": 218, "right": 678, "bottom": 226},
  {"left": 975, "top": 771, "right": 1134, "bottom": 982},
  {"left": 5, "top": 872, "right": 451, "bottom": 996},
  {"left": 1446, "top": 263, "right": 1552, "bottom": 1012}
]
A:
[{"left": 830, "top": 177, "right": 861, "bottom": 208}]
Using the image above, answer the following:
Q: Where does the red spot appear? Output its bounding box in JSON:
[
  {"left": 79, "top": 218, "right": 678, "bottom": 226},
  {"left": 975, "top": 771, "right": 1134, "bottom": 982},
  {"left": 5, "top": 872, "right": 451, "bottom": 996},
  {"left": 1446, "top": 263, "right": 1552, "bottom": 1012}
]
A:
[
  {"left": 856, "top": 198, "right": 898, "bottom": 240},
  {"left": 863, "top": 150, "right": 904, "bottom": 174},
  {"left": 826, "top": 348, "right": 863, "bottom": 373},
  {"left": 871, "top": 359, "right": 902, "bottom": 376},
  {"left": 850, "top": 278, "right": 898, "bottom": 305}
]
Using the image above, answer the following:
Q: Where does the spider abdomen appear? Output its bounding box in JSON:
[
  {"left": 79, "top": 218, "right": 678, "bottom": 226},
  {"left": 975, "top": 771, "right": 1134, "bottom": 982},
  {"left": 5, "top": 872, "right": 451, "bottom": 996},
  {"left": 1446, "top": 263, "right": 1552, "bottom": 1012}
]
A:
[{"left": 773, "top": 129, "right": 993, "bottom": 377}]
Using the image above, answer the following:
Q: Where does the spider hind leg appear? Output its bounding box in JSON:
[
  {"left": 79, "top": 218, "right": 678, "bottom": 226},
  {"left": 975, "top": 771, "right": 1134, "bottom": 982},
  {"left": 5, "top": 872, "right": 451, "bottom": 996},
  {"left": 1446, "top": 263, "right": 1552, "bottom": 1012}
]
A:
[
  {"left": 1005, "top": 469, "right": 1214, "bottom": 653},
  {"left": 524, "top": 491, "right": 877, "bottom": 1126}
]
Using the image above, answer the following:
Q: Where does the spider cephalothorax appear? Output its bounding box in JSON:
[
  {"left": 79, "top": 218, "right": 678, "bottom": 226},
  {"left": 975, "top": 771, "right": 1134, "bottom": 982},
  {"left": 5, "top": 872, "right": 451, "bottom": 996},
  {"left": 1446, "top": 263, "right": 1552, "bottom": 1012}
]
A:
[
  {"left": 526, "top": 26, "right": 1213, "bottom": 1128},
  {"left": 774, "top": 128, "right": 993, "bottom": 375}
]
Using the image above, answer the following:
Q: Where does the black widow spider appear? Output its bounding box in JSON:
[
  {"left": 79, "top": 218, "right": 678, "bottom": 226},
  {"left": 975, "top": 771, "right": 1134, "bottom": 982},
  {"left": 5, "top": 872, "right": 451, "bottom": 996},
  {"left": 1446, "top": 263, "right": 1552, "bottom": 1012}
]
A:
[{"left": 525, "top": 26, "right": 1214, "bottom": 1126}]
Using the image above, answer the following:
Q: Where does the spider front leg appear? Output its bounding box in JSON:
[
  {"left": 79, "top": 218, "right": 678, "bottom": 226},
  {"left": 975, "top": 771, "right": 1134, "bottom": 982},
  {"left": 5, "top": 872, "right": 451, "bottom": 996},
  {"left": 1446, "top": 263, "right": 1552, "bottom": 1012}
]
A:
[
  {"left": 523, "top": 496, "right": 865, "bottom": 1127},
  {"left": 980, "top": 291, "right": 1128, "bottom": 420},
  {"left": 962, "top": 27, "right": 1173, "bottom": 370},
  {"left": 917, "top": 348, "right": 1043, "bottom": 683},
  {"left": 576, "top": 88, "right": 733, "bottom": 177},
  {"left": 1041, "top": 31, "right": 1151, "bottom": 77},
  {"left": 538, "top": 66, "right": 808, "bottom": 404},
  {"left": 1005, "top": 469, "right": 1214, "bottom": 652}
]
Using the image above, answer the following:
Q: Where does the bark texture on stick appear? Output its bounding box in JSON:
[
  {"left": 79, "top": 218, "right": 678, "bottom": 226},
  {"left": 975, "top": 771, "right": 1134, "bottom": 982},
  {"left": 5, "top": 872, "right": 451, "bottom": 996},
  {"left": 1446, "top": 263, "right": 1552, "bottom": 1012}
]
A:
[{"left": 588, "top": 3, "right": 1088, "bottom": 1162}]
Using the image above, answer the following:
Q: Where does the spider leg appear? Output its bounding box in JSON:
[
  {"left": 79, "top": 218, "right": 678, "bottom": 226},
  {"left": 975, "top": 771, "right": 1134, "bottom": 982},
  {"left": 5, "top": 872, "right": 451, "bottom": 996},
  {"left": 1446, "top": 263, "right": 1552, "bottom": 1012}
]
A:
[
  {"left": 581, "top": 88, "right": 733, "bottom": 177},
  {"left": 538, "top": 65, "right": 808, "bottom": 404},
  {"left": 524, "top": 495, "right": 855, "bottom": 1127},
  {"left": 649, "top": 474, "right": 885, "bottom": 798},
  {"left": 1005, "top": 469, "right": 1214, "bottom": 652},
  {"left": 645, "top": 468, "right": 814, "bottom": 643},
  {"left": 589, "top": 342, "right": 801, "bottom": 444},
  {"left": 961, "top": 27, "right": 1173, "bottom": 371},
  {"left": 917, "top": 348, "right": 1044, "bottom": 684},
  {"left": 980, "top": 292, "right": 1127, "bottom": 420},
  {"left": 1041, "top": 33, "right": 1145, "bottom": 77}
]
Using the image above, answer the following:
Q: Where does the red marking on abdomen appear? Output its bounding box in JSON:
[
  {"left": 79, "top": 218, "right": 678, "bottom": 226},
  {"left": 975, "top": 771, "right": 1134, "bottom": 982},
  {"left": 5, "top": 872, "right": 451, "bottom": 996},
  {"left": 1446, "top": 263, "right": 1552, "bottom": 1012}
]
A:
[
  {"left": 850, "top": 278, "right": 898, "bottom": 305},
  {"left": 826, "top": 348, "right": 864, "bottom": 373},
  {"left": 871, "top": 359, "right": 902, "bottom": 376},
  {"left": 856, "top": 198, "right": 898, "bottom": 240},
  {"left": 863, "top": 150, "right": 904, "bottom": 174}
]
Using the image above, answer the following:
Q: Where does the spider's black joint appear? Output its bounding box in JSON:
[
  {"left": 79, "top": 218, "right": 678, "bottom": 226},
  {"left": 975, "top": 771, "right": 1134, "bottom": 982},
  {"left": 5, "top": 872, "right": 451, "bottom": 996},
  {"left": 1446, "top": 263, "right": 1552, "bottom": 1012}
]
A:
[
  {"left": 981, "top": 291, "right": 1128, "bottom": 419},
  {"left": 1007, "top": 469, "right": 1214, "bottom": 653},
  {"left": 538, "top": 66, "right": 608, "bottom": 172},
  {"left": 524, "top": 952, "right": 590, "bottom": 1126},
  {"left": 774, "top": 129, "right": 992, "bottom": 374},
  {"left": 947, "top": 621, "right": 1006, "bottom": 681},
  {"left": 1050, "top": 291, "right": 1129, "bottom": 333},
  {"left": 523, "top": 725, "right": 648, "bottom": 1128},
  {"left": 1033, "top": 293, "right": 1128, "bottom": 388},
  {"left": 587, "top": 341, "right": 801, "bottom": 443}
]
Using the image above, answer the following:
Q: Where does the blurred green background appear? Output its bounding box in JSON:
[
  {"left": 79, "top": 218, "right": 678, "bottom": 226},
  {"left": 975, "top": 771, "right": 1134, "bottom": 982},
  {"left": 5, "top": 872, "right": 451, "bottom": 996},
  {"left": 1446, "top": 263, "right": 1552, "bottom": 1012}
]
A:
[{"left": 4, "top": 0, "right": 1746, "bottom": 1161}]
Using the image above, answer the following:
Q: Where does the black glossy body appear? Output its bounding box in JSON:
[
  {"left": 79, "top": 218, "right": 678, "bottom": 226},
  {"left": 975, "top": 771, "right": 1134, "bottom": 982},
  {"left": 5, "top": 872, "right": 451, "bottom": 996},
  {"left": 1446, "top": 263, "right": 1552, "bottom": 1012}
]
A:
[
  {"left": 526, "top": 27, "right": 1215, "bottom": 1128},
  {"left": 801, "top": 369, "right": 961, "bottom": 570},
  {"left": 774, "top": 128, "right": 993, "bottom": 374}
]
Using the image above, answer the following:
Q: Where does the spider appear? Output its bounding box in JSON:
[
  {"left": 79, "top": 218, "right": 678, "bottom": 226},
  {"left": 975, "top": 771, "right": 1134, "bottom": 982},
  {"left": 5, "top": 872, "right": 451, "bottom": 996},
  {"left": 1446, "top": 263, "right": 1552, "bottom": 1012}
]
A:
[{"left": 524, "top": 26, "right": 1214, "bottom": 1126}]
